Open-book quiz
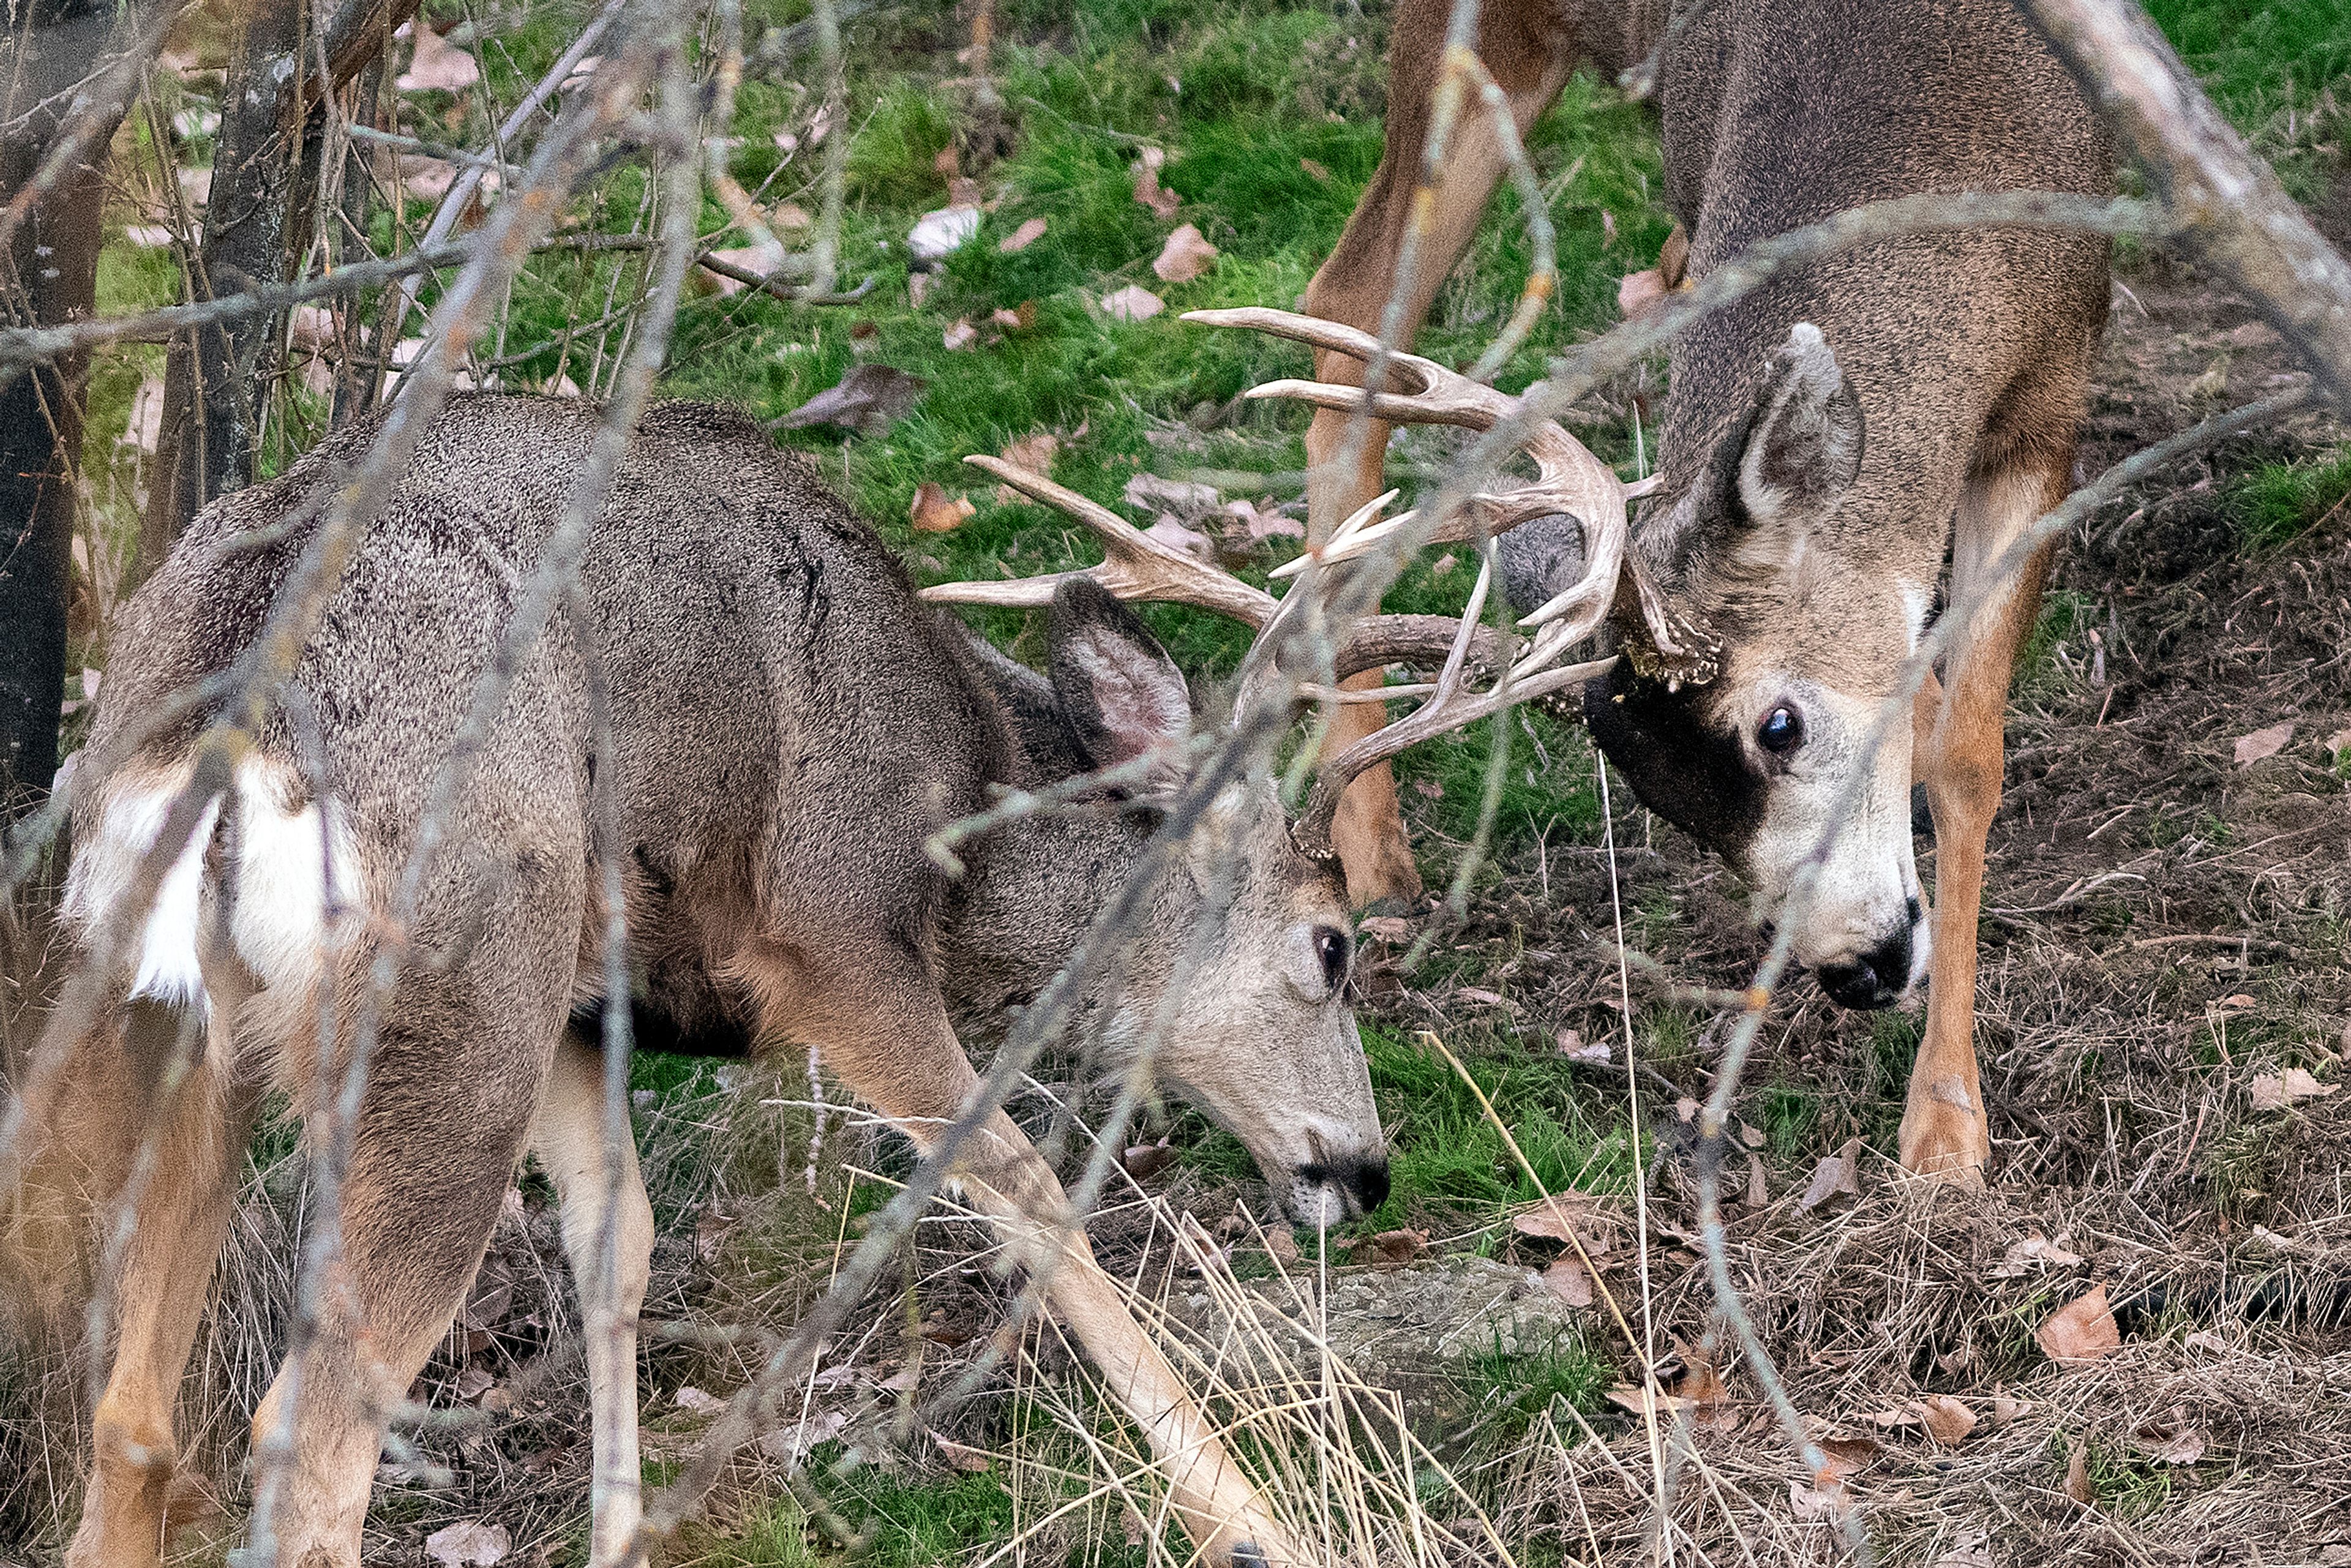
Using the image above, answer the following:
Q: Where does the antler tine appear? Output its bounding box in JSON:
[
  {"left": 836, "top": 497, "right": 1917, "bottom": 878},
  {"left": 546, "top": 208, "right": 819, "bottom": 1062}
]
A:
[{"left": 918, "top": 456, "right": 1278, "bottom": 629}]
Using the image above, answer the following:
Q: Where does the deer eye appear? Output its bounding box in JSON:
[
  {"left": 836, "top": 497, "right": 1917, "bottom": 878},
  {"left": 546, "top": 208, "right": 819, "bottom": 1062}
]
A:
[
  {"left": 1756, "top": 705, "right": 1803, "bottom": 755},
  {"left": 1312, "top": 926, "right": 1351, "bottom": 993}
]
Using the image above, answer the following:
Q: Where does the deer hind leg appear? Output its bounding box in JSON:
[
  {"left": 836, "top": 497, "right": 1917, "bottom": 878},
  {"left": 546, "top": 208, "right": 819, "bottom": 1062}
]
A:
[
  {"left": 249, "top": 970, "right": 564, "bottom": 1567},
  {"left": 62, "top": 998, "right": 261, "bottom": 1568},
  {"left": 1904, "top": 462, "right": 2061, "bottom": 1180},
  {"left": 530, "top": 1027, "right": 654, "bottom": 1568},
  {"left": 737, "top": 939, "right": 1294, "bottom": 1568},
  {"left": 1299, "top": 0, "right": 1575, "bottom": 906}
]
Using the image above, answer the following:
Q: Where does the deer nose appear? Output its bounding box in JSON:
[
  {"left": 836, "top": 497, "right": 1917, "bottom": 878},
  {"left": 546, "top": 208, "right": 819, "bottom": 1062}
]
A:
[
  {"left": 1813, "top": 925, "right": 1914, "bottom": 1010},
  {"left": 1298, "top": 1153, "right": 1390, "bottom": 1220}
]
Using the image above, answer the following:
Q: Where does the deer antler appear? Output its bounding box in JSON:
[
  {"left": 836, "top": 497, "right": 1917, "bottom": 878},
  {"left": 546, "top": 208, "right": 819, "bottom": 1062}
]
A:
[{"left": 921, "top": 306, "right": 1717, "bottom": 860}]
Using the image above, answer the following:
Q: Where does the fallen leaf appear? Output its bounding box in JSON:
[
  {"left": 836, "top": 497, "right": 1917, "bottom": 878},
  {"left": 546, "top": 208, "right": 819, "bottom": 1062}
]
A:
[
  {"left": 454, "top": 1364, "right": 495, "bottom": 1401},
  {"left": 930, "top": 1429, "right": 994, "bottom": 1472},
  {"left": 1744, "top": 1152, "right": 1769, "bottom": 1207},
  {"left": 1990, "top": 1394, "right": 2033, "bottom": 1424},
  {"left": 122, "top": 224, "right": 174, "bottom": 248},
  {"left": 1657, "top": 223, "right": 1691, "bottom": 288},
  {"left": 2233, "top": 721, "right": 2295, "bottom": 767},
  {"left": 1123, "top": 472, "right": 1221, "bottom": 520},
  {"left": 771, "top": 201, "right": 813, "bottom": 231},
  {"left": 1360, "top": 916, "right": 1412, "bottom": 943},
  {"left": 1813, "top": 1436, "right": 1881, "bottom": 1485},
  {"left": 1299, "top": 157, "right": 1332, "bottom": 182},
  {"left": 2036, "top": 1284, "right": 2121, "bottom": 1364},
  {"left": 1144, "top": 516, "right": 1212, "bottom": 559},
  {"left": 2063, "top": 1439, "right": 2094, "bottom": 1504},
  {"left": 1100, "top": 283, "right": 1165, "bottom": 323},
  {"left": 941, "top": 317, "right": 979, "bottom": 351},
  {"left": 998, "top": 216, "right": 1048, "bottom": 253},
  {"left": 991, "top": 300, "right": 1038, "bottom": 332},
  {"left": 1456, "top": 987, "right": 1509, "bottom": 1008},
  {"left": 1605, "top": 1384, "right": 1695, "bottom": 1419},
  {"left": 1539, "top": 1256, "right": 1594, "bottom": 1307},
  {"left": 1674, "top": 1340, "right": 1728, "bottom": 1408},
  {"left": 397, "top": 24, "right": 479, "bottom": 92},
  {"left": 1264, "top": 1226, "right": 1300, "bottom": 1267},
  {"left": 2250, "top": 1067, "right": 2337, "bottom": 1111},
  {"left": 1152, "top": 223, "right": 1220, "bottom": 283},
  {"left": 1798, "top": 1138, "right": 1863, "bottom": 1211},
  {"left": 1359, "top": 1228, "right": 1427, "bottom": 1269},
  {"left": 1788, "top": 1479, "right": 1845, "bottom": 1521},
  {"left": 1220, "top": 495, "right": 1300, "bottom": 541},
  {"left": 757, "top": 1408, "right": 848, "bottom": 1463},
  {"left": 909, "top": 204, "right": 981, "bottom": 263},
  {"left": 1617, "top": 267, "right": 1668, "bottom": 321},
  {"left": 2142, "top": 1424, "right": 2206, "bottom": 1465},
  {"left": 1990, "top": 1232, "right": 2087, "bottom": 1277},
  {"left": 909, "top": 482, "right": 976, "bottom": 534},
  {"left": 2182, "top": 1329, "right": 2231, "bottom": 1354},
  {"left": 423, "top": 1521, "right": 509, "bottom": 1568},
  {"left": 1913, "top": 1394, "right": 1978, "bottom": 1447},
  {"left": 1121, "top": 1138, "right": 1175, "bottom": 1180},
  {"left": 772, "top": 362, "right": 927, "bottom": 435},
  {"left": 997, "top": 431, "right": 1059, "bottom": 478},
  {"left": 2327, "top": 727, "right": 2351, "bottom": 757},
  {"left": 1131, "top": 146, "right": 1182, "bottom": 219},
  {"left": 674, "top": 1386, "right": 726, "bottom": 1415},
  {"left": 1512, "top": 1193, "right": 1600, "bottom": 1243},
  {"left": 692, "top": 1206, "right": 738, "bottom": 1262}
]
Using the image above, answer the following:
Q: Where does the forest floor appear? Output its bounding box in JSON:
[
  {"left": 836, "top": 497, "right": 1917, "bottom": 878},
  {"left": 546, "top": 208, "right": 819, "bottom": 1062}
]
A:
[{"left": 7, "top": 1, "right": 2351, "bottom": 1566}]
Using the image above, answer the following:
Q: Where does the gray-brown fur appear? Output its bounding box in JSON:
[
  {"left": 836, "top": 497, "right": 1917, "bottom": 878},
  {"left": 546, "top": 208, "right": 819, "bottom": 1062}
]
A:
[{"left": 42, "top": 394, "right": 1380, "bottom": 1568}]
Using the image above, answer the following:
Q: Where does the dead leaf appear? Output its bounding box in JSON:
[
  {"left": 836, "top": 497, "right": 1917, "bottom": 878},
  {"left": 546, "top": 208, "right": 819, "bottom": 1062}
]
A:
[
  {"left": 2183, "top": 1329, "right": 2231, "bottom": 1354},
  {"left": 1990, "top": 1393, "right": 2032, "bottom": 1424},
  {"left": 1605, "top": 1384, "right": 1695, "bottom": 1419},
  {"left": 675, "top": 1386, "right": 726, "bottom": 1415},
  {"left": 2327, "top": 726, "right": 2351, "bottom": 757},
  {"left": 1935, "top": 1527, "right": 1994, "bottom": 1568},
  {"left": 999, "top": 216, "right": 1048, "bottom": 253},
  {"left": 1123, "top": 472, "right": 1221, "bottom": 521},
  {"left": 2233, "top": 721, "right": 2295, "bottom": 767},
  {"left": 991, "top": 301, "right": 1039, "bottom": 332},
  {"left": 997, "top": 431, "right": 1059, "bottom": 478},
  {"left": 772, "top": 363, "right": 927, "bottom": 436},
  {"left": 2141, "top": 1424, "right": 2206, "bottom": 1465},
  {"left": 2036, "top": 1284, "right": 2121, "bottom": 1364},
  {"left": 423, "top": 1521, "right": 510, "bottom": 1568},
  {"left": 1744, "top": 1152, "right": 1768, "bottom": 1207},
  {"left": 1512, "top": 1193, "right": 1600, "bottom": 1243},
  {"left": 693, "top": 1206, "right": 738, "bottom": 1262},
  {"left": 1131, "top": 146, "right": 1182, "bottom": 219},
  {"left": 909, "top": 482, "right": 976, "bottom": 534},
  {"left": 2251, "top": 1067, "right": 2337, "bottom": 1111},
  {"left": 771, "top": 201, "right": 813, "bottom": 231},
  {"left": 909, "top": 204, "right": 981, "bottom": 263},
  {"left": 1264, "top": 1227, "right": 1300, "bottom": 1267},
  {"left": 1220, "top": 495, "right": 1300, "bottom": 542},
  {"left": 1617, "top": 268, "right": 1668, "bottom": 321},
  {"left": 940, "top": 317, "right": 979, "bottom": 351},
  {"left": 1121, "top": 1138, "right": 1175, "bottom": 1180},
  {"left": 1152, "top": 223, "right": 1220, "bottom": 283},
  {"left": 397, "top": 24, "right": 480, "bottom": 93},
  {"left": 1359, "top": 1228, "right": 1427, "bottom": 1269},
  {"left": 1990, "top": 1232, "right": 2087, "bottom": 1277},
  {"left": 2063, "top": 1440, "right": 2094, "bottom": 1504},
  {"left": 1539, "top": 1256, "right": 1594, "bottom": 1307},
  {"left": 1100, "top": 283, "right": 1165, "bottom": 323},
  {"left": 758, "top": 1408, "right": 848, "bottom": 1463},
  {"left": 929, "top": 1429, "right": 994, "bottom": 1472},
  {"left": 1674, "top": 1340, "right": 1728, "bottom": 1408},
  {"left": 1798, "top": 1138, "right": 1862, "bottom": 1211},
  {"left": 1361, "top": 916, "right": 1412, "bottom": 943},
  {"left": 1813, "top": 1436, "right": 1881, "bottom": 1484},
  {"left": 1913, "top": 1394, "right": 1978, "bottom": 1447},
  {"left": 1788, "top": 1479, "right": 1845, "bottom": 1521},
  {"left": 1299, "top": 157, "right": 1332, "bottom": 182},
  {"left": 454, "top": 1364, "right": 495, "bottom": 1402},
  {"left": 1143, "top": 517, "right": 1212, "bottom": 559},
  {"left": 1657, "top": 223, "right": 1690, "bottom": 288},
  {"left": 1457, "top": 986, "right": 1509, "bottom": 1008}
]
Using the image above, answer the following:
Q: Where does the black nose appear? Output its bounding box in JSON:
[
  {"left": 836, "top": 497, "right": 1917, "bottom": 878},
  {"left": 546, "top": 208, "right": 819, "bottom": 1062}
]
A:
[
  {"left": 1303, "top": 1153, "right": 1391, "bottom": 1217},
  {"left": 1813, "top": 926, "right": 1914, "bottom": 1010}
]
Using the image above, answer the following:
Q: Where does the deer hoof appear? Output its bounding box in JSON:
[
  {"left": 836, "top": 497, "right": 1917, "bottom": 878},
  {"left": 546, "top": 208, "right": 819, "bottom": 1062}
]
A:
[{"left": 1898, "top": 1108, "right": 1990, "bottom": 1186}]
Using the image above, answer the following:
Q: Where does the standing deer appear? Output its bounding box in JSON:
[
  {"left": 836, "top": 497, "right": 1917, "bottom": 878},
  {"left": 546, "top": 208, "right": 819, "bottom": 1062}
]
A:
[
  {"left": 1302, "top": 0, "right": 2113, "bottom": 1179},
  {"left": 19, "top": 308, "right": 1646, "bottom": 1568}
]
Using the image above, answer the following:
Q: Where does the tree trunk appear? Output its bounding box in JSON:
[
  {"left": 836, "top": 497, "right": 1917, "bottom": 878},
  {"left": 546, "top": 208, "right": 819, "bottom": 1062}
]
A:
[{"left": 0, "top": 0, "right": 138, "bottom": 806}]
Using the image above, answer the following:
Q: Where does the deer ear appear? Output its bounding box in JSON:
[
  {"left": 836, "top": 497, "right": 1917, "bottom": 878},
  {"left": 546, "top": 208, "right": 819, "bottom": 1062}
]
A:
[
  {"left": 1047, "top": 578, "right": 1194, "bottom": 777},
  {"left": 1734, "top": 323, "right": 1864, "bottom": 527}
]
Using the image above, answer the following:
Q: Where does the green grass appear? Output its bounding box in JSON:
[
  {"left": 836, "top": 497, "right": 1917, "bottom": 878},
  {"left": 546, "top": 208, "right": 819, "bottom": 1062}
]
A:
[
  {"left": 2147, "top": 0, "right": 2351, "bottom": 200},
  {"left": 1463, "top": 1329, "right": 1614, "bottom": 1447},
  {"left": 2233, "top": 442, "right": 2351, "bottom": 549}
]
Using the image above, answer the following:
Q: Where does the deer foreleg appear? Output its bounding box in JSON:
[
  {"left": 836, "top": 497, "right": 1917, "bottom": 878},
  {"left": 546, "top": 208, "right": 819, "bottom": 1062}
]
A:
[{"left": 1905, "top": 465, "right": 2057, "bottom": 1180}]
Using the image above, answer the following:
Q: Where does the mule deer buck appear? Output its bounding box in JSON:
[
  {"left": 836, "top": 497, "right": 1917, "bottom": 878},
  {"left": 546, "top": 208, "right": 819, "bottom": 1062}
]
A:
[
  {"left": 17, "top": 307, "right": 1653, "bottom": 1568},
  {"left": 1303, "top": 0, "right": 2113, "bottom": 1179}
]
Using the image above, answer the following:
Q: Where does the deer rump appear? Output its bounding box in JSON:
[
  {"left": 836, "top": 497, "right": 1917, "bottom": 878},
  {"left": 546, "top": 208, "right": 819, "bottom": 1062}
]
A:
[{"left": 58, "top": 394, "right": 1367, "bottom": 1568}]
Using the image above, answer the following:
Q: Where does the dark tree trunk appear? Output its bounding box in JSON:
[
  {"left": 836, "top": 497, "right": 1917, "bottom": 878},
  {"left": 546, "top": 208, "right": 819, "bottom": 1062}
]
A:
[{"left": 0, "top": 0, "right": 137, "bottom": 807}]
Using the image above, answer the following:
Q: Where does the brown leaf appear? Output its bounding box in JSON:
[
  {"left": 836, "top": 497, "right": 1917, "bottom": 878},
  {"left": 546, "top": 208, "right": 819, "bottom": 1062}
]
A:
[
  {"left": 2233, "top": 721, "right": 2295, "bottom": 767},
  {"left": 2036, "top": 1284, "right": 2122, "bottom": 1364},
  {"left": 1539, "top": 1256, "right": 1594, "bottom": 1307},
  {"left": 773, "top": 362, "right": 928, "bottom": 435},
  {"left": 1264, "top": 1226, "right": 1300, "bottom": 1267},
  {"left": 423, "top": 1521, "right": 510, "bottom": 1568},
  {"left": 675, "top": 1385, "right": 727, "bottom": 1415},
  {"left": 991, "top": 300, "right": 1039, "bottom": 332},
  {"left": 2250, "top": 1067, "right": 2338, "bottom": 1111},
  {"left": 1512, "top": 1193, "right": 1600, "bottom": 1243},
  {"left": 771, "top": 201, "right": 813, "bottom": 231},
  {"left": 1131, "top": 146, "right": 1182, "bottom": 219},
  {"left": 1990, "top": 1394, "right": 2033, "bottom": 1424},
  {"left": 997, "top": 431, "right": 1059, "bottom": 477},
  {"left": 1143, "top": 516, "right": 1213, "bottom": 559},
  {"left": 1990, "top": 1231, "right": 2087, "bottom": 1277},
  {"left": 1617, "top": 268, "right": 1668, "bottom": 321},
  {"left": 1299, "top": 157, "right": 1332, "bottom": 182},
  {"left": 1358, "top": 1228, "right": 1428, "bottom": 1269},
  {"left": 1935, "top": 1528, "right": 1993, "bottom": 1568},
  {"left": 1457, "top": 986, "right": 1509, "bottom": 1008},
  {"left": 1100, "top": 283, "right": 1166, "bottom": 323},
  {"left": 1743, "top": 1152, "right": 1769, "bottom": 1208},
  {"left": 454, "top": 1364, "right": 495, "bottom": 1401},
  {"left": 397, "top": 24, "right": 481, "bottom": 92},
  {"left": 909, "top": 482, "right": 976, "bottom": 534},
  {"left": 2327, "top": 726, "right": 2351, "bottom": 757},
  {"left": 1674, "top": 1340, "right": 1728, "bottom": 1408},
  {"left": 2141, "top": 1424, "right": 2206, "bottom": 1466},
  {"left": 1813, "top": 1436, "right": 1881, "bottom": 1485},
  {"left": 1913, "top": 1394, "right": 1978, "bottom": 1446},
  {"left": 1605, "top": 1384, "right": 1694, "bottom": 1419},
  {"left": 1788, "top": 1479, "right": 1845, "bottom": 1521},
  {"left": 1120, "top": 1138, "right": 1175, "bottom": 1180},
  {"left": 999, "top": 216, "right": 1048, "bottom": 253},
  {"left": 1360, "top": 915, "right": 1412, "bottom": 943},
  {"left": 1657, "top": 222, "right": 1691, "bottom": 288},
  {"left": 1798, "top": 1138, "right": 1863, "bottom": 1211},
  {"left": 1152, "top": 223, "right": 1220, "bottom": 283},
  {"left": 930, "top": 1429, "right": 994, "bottom": 1472},
  {"left": 941, "top": 317, "right": 980, "bottom": 351},
  {"left": 2063, "top": 1440, "right": 2094, "bottom": 1504}
]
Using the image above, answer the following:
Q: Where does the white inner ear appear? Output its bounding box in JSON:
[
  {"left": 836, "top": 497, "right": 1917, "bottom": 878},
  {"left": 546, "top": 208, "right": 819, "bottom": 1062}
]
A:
[{"left": 1072, "top": 632, "right": 1189, "bottom": 762}]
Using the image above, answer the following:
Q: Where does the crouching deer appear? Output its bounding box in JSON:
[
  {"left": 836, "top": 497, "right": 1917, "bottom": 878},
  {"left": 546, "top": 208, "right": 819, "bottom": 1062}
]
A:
[
  {"left": 20, "top": 308, "right": 1644, "bottom": 1568},
  {"left": 1303, "top": 0, "right": 2114, "bottom": 1180}
]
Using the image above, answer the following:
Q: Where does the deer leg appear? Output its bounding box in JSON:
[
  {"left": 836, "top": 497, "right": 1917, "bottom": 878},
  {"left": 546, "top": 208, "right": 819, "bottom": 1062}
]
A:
[
  {"left": 1300, "top": 1, "right": 1574, "bottom": 907},
  {"left": 531, "top": 1028, "right": 655, "bottom": 1568},
  {"left": 249, "top": 982, "right": 560, "bottom": 1567},
  {"left": 738, "top": 942, "right": 1295, "bottom": 1568},
  {"left": 64, "top": 1000, "right": 260, "bottom": 1568},
  {"left": 1903, "top": 465, "right": 2057, "bottom": 1180}
]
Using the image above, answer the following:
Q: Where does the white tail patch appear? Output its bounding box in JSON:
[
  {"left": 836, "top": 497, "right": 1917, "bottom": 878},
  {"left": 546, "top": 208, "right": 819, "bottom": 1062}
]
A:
[{"left": 63, "top": 757, "right": 361, "bottom": 1015}]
